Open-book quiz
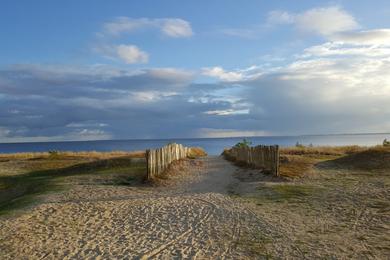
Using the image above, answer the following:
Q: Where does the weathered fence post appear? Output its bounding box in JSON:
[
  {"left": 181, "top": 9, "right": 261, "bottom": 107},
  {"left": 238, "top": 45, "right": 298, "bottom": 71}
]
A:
[
  {"left": 274, "top": 145, "right": 280, "bottom": 176},
  {"left": 146, "top": 149, "right": 151, "bottom": 179}
]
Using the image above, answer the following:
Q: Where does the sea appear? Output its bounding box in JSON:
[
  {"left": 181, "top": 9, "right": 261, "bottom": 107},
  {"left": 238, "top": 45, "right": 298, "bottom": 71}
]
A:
[{"left": 0, "top": 133, "right": 388, "bottom": 155}]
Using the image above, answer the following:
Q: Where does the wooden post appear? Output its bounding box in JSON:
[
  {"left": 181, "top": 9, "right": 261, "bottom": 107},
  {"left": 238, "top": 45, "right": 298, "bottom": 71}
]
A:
[
  {"left": 146, "top": 149, "right": 150, "bottom": 180},
  {"left": 275, "top": 145, "right": 280, "bottom": 176}
]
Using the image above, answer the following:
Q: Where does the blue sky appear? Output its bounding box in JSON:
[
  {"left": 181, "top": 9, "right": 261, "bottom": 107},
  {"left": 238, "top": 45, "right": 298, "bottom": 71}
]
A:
[{"left": 0, "top": 1, "right": 390, "bottom": 141}]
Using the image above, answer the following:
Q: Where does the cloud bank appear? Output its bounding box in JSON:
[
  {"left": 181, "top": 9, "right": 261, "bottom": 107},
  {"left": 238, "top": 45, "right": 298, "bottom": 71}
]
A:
[
  {"left": 1, "top": 7, "right": 390, "bottom": 142},
  {"left": 2, "top": 34, "right": 390, "bottom": 142}
]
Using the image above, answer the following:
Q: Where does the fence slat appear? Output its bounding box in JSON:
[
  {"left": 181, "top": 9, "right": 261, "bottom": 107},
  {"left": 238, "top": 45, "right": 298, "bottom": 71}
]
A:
[
  {"left": 146, "top": 143, "right": 191, "bottom": 180},
  {"left": 225, "top": 145, "right": 280, "bottom": 176}
]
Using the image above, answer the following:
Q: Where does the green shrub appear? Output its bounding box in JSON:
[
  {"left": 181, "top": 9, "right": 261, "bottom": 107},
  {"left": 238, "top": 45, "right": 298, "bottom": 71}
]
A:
[
  {"left": 234, "top": 138, "right": 252, "bottom": 148},
  {"left": 383, "top": 139, "right": 390, "bottom": 147}
]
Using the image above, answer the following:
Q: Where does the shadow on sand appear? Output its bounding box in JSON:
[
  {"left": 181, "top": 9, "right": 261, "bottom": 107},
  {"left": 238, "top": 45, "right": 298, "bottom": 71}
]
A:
[{"left": 0, "top": 156, "right": 146, "bottom": 215}]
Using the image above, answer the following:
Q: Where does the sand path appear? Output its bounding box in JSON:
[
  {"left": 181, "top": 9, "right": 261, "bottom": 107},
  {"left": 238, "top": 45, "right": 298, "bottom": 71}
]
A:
[{"left": 0, "top": 156, "right": 271, "bottom": 259}]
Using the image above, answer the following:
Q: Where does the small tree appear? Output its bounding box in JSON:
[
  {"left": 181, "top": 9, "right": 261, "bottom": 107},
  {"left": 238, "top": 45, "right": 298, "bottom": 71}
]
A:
[
  {"left": 383, "top": 139, "right": 390, "bottom": 147},
  {"left": 234, "top": 138, "right": 252, "bottom": 148}
]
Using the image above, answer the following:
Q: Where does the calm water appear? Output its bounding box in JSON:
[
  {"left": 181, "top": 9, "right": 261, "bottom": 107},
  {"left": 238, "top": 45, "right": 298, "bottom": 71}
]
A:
[{"left": 0, "top": 134, "right": 388, "bottom": 155}]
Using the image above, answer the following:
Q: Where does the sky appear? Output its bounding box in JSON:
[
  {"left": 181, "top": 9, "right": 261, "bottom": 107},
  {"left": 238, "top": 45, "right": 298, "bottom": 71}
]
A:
[{"left": 0, "top": 0, "right": 390, "bottom": 142}]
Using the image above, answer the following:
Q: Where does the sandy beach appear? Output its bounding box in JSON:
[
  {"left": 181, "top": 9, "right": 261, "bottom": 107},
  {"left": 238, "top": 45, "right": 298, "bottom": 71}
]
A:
[
  {"left": 0, "top": 157, "right": 271, "bottom": 259},
  {"left": 0, "top": 149, "right": 389, "bottom": 259}
]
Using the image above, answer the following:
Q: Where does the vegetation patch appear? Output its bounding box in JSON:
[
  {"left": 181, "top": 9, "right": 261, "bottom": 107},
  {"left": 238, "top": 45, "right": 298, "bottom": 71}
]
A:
[
  {"left": 255, "top": 183, "right": 320, "bottom": 203},
  {"left": 187, "top": 147, "right": 207, "bottom": 158},
  {"left": 0, "top": 153, "right": 146, "bottom": 215},
  {"left": 279, "top": 155, "right": 318, "bottom": 178},
  {"left": 327, "top": 146, "right": 390, "bottom": 171},
  {"left": 280, "top": 145, "right": 365, "bottom": 157}
]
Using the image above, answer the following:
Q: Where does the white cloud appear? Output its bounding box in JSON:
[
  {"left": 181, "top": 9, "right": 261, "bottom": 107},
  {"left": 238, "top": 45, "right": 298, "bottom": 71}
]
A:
[
  {"left": 226, "top": 6, "right": 359, "bottom": 40},
  {"left": 295, "top": 6, "right": 358, "bottom": 36},
  {"left": 268, "top": 6, "right": 358, "bottom": 36},
  {"left": 132, "top": 91, "right": 178, "bottom": 103},
  {"left": 204, "top": 109, "right": 249, "bottom": 116},
  {"left": 197, "top": 35, "right": 390, "bottom": 135},
  {"left": 160, "top": 19, "right": 193, "bottom": 38},
  {"left": 202, "top": 66, "right": 266, "bottom": 82},
  {"left": 202, "top": 67, "right": 243, "bottom": 82},
  {"left": 302, "top": 42, "right": 390, "bottom": 58},
  {"left": 96, "top": 44, "right": 149, "bottom": 64},
  {"left": 331, "top": 29, "right": 390, "bottom": 45},
  {"left": 267, "top": 6, "right": 390, "bottom": 50},
  {"left": 102, "top": 17, "right": 193, "bottom": 38},
  {"left": 116, "top": 44, "right": 149, "bottom": 64},
  {"left": 66, "top": 122, "right": 108, "bottom": 128},
  {"left": 75, "top": 129, "right": 110, "bottom": 139},
  {"left": 197, "top": 128, "right": 269, "bottom": 138}
]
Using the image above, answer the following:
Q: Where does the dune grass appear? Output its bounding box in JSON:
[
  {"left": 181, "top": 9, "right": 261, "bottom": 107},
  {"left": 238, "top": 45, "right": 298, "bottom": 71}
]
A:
[
  {"left": 279, "top": 145, "right": 390, "bottom": 178},
  {"left": 280, "top": 145, "right": 367, "bottom": 157},
  {"left": 0, "top": 150, "right": 146, "bottom": 160},
  {"left": 0, "top": 152, "right": 146, "bottom": 215},
  {"left": 231, "top": 146, "right": 390, "bottom": 258}
]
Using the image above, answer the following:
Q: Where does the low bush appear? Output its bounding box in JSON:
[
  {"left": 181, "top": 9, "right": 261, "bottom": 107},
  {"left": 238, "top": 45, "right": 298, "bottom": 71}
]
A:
[
  {"left": 187, "top": 147, "right": 207, "bottom": 158},
  {"left": 234, "top": 138, "right": 252, "bottom": 148}
]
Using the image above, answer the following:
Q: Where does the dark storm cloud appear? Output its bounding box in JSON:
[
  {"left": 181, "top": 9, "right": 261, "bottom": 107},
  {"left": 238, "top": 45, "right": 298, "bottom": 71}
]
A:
[{"left": 0, "top": 64, "right": 246, "bottom": 141}]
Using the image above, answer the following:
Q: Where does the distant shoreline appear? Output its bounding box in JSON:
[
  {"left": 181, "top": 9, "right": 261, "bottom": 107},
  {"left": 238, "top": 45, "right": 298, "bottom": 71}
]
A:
[
  {"left": 0, "top": 132, "right": 389, "bottom": 145},
  {"left": 0, "top": 133, "right": 388, "bottom": 155}
]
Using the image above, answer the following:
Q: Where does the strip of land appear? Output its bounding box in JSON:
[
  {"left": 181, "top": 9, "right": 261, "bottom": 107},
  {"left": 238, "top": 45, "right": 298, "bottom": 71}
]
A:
[{"left": 0, "top": 146, "right": 389, "bottom": 259}]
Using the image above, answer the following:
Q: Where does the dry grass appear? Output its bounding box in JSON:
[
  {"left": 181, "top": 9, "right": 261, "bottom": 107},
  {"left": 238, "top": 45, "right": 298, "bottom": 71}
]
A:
[
  {"left": 280, "top": 145, "right": 367, "bottom": 156},
  {"left": 231, "top": 147, "right": 390, "bottom": 259},
  {"left": 279, "top": 155, "right": 319, "bottom": 178},
  {"left": 280, "top": 145, "right": 390, "bottom": 178},
  {"left": 325, "top": 145, "right": 390, "bottom": 171},
  {"left": 0, "top": 150, "right": 146, "bottom": 160},
  {"left": 187, "top": 147, "right": 207, "bottom": 158}
]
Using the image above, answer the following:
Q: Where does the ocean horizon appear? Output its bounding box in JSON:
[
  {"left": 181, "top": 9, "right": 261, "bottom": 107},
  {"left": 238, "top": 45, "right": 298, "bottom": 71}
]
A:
[{"left": 0, "top": 133, "right": 388, "bottom": 155}]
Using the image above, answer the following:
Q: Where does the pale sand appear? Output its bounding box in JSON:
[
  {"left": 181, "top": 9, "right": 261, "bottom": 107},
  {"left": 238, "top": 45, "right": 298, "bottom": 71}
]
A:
[{"left": 0, "top": 157, "right": 274, "bottom": 259}]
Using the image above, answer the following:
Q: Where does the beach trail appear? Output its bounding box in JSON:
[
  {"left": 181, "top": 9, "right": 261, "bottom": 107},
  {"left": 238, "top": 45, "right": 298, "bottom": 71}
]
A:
[{"left": 0, "top": 156, "right": 270, "bottom": 259}]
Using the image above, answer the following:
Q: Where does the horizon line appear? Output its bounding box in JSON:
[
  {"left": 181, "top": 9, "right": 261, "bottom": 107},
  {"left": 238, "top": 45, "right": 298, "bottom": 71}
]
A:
[{"left": 0, "top": 132, "right": 389, "bottom": 145}]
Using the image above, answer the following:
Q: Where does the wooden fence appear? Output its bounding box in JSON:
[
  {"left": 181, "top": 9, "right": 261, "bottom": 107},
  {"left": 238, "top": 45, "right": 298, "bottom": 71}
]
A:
[
  {"left": 146, "top": 143, "right": 190, "bottom": 179},
  {"left": 224, "top": 145, "right": 280, "bottom": 176}
]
